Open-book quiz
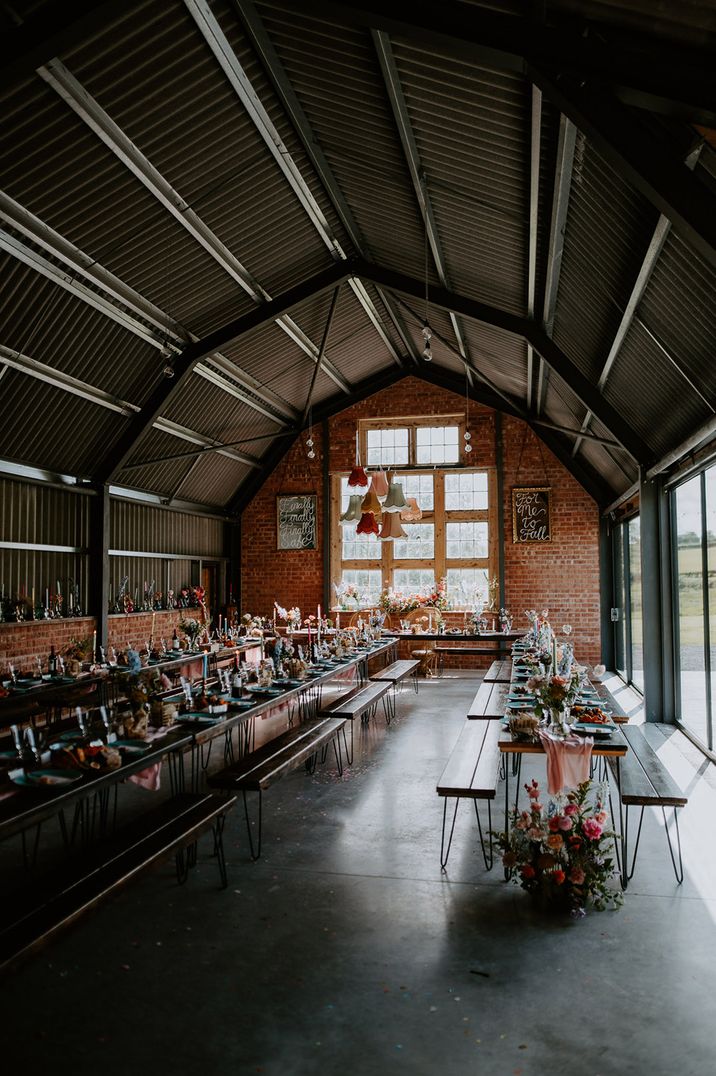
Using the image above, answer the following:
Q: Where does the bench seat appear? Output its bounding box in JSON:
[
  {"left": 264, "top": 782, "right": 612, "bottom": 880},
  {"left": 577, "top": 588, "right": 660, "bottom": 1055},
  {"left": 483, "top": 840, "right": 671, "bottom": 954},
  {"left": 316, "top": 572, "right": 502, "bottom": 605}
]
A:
[
  {"left": 370, "top": 659, "right": 420, "bottom": 702},
  {"left": 322, "top": 680, "right": 393, "bottom": 761},
  {"left": 0, "top": 792, "right": 236, "bottom": 971},
  {"left": 610, "top": 724, "right": 687, "bottom": 886},
  {"left": 436, "top": 720, "right": 502, "bottom": 870},
  {"left": 467, "top": 681, "right": 509, "bottom": 720},
  {"left": 209, "top": 716, "right": 347, "bottom": 859}
]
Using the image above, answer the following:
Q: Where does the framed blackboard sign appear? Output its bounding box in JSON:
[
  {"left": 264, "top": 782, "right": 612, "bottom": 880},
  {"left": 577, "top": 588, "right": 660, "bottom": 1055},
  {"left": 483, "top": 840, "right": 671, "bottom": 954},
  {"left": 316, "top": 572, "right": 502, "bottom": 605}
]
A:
[
  {"left": 512, "top": 487, "right": 552, "bottom": 544},
  {"left": 276, "top": 494, "right": 317, "bottom": 550}
]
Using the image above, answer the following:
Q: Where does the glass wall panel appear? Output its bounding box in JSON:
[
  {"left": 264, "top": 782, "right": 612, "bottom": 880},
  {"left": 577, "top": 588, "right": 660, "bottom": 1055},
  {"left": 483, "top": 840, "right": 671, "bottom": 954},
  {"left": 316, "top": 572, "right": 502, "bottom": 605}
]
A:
[
  {"left": 675, "top": 476, "right": 708, "bottom": 745},
  {"left": 628, "top": 517, "right": 644, "bottom": 691},
  {"left": 614, "top": 526, "right": 627, "bottom": 679}
]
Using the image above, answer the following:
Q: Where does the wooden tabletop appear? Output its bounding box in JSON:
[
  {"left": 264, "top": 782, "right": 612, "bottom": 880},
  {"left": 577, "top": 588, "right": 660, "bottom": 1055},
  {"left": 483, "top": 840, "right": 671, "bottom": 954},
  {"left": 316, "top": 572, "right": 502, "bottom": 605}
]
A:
[{"left": 498, "top": 726, "right": 628, "bottom": 757}]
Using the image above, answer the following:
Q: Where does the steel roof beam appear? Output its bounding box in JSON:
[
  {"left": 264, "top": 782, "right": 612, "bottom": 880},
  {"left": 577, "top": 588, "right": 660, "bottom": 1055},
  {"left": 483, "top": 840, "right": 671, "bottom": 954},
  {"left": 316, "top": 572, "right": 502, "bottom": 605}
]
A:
[
  {"left": 95, "top": 259, "right": 350, "bottom": 483},
  {"left": 276, "top": 0, "right": 716, "bottom": 125},
  {"left": 354, "top": 259, "right": 652, "bottom": 463},
  {"left": 185, "top": 0, "right": 403, "bottom": 370},
  {"left": 232, "top": 0, "right": 419, "bottom": 366},
  {"left": 0, "top": 194, "right": 297, "bottom": 427},
  {"left": 0, "top": 344, "right": 139, "bottom": 415},
  {"left": 152, "top": 418, "right": 260, "bottom": 469},
  {"left": 571, "top": 144, "right": 706, "bottom": 458},
  {"left": 537, "top": 114, "right": 577, "bottom": 416},
  {"left": 372, "top": 29, "right": 471, "bottom": 366},
  {"left": 38, "top": 58, "right": 352, "bottom": 396},
  {"left": 526, "top": 85, "right": 542, "bottom": 413},
  {"left": 532, "top": 68, "right": 716, "bottom": 274}
]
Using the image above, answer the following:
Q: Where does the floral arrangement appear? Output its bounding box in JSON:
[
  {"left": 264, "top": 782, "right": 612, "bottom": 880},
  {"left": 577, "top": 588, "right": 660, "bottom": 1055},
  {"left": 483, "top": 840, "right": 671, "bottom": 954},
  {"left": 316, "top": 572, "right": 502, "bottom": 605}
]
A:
[
  {"left": 378, "top": 577, "right": 448, "bottom": 617},
  {"left": 487, "top": 576, "right": 499, "bottom": 612},
  {"left": 333, "top": 582, "right": 361, "bottom": 608},
  {"left": 275, "top": 604, "right": 302, "bottom": 628},
  {"left": 499, "top": 607, "right": 513, "bottom": 632},
  {"left": 494, "top": 779, "right": 622, "bottom": 915},
  {"left": 179, "top": 616, "right": 202, "bottom": 647},
  {"left": 64, "top": 636, "right": 92, "bottom": 661}
]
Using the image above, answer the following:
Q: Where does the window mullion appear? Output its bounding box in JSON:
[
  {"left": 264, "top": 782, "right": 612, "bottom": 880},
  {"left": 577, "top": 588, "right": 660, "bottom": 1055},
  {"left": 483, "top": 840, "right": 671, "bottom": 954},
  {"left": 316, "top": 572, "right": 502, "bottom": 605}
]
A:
[{"left": 434, "top": 471, "right": 446, "bottom": 584}]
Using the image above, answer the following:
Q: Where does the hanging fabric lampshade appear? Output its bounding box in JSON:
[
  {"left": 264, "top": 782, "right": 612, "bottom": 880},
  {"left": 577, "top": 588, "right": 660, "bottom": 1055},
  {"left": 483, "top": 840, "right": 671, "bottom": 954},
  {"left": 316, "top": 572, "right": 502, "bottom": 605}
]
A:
[
  {"left": 379, "top": 512, "right": 407, "bottom": 541},
  {"left": 356, "top": 512, "right": 379, "bottom": 536},
  {"left": 400, "top": 497, "right": 422, "bottom": 523},
  {"left": 361, "top": 486, "right": 381, "bottom": 514},
  {"left": 371, "top": 470, "right": 389, "bottom": 499},
  {"left": 347, "top": 465, "right": 369, "bottom": 488},
  {"left": 382, "top": 479, "right": 408, "bottom": 512},
  {"left": 340, "top": 494, "right": 364, "bottom": 523}
]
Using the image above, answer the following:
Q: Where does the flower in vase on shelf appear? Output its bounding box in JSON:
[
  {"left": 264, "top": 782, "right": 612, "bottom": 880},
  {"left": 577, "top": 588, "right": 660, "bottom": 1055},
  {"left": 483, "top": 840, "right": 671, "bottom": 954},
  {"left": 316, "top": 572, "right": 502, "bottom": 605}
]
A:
[{"left": 493, "top": 780, "right": 622, "bottom": 915}]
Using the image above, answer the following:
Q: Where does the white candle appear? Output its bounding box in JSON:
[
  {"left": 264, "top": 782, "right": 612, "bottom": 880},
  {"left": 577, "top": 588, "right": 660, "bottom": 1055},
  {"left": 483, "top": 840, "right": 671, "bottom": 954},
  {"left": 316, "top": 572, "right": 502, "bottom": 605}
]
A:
[{"left": 92, "top": 629, "right": 97, "bottom": 660}]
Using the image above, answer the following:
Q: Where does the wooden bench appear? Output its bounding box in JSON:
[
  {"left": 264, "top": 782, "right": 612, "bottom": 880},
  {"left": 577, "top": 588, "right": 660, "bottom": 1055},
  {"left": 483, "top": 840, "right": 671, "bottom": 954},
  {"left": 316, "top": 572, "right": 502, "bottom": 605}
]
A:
[
  {"left": 434, "top": 644, "right": 512, "bottom": 676},
  {"left": 467, "top": 681, "right": 509, "bottom": 720},
  {"left": 322, "top": 680, "right": 393, "bottom": 763},
  {"left": 483, "top": 659, "right": 513, "bottom": 683},
  {"left": 609, "top": 724, "right": 687, "bottom": 888},
  {"left": 436, "top": 721, "right": 501, "bottom": 870},
  {"left": 370, "top": 659, "right": 420, "bottom": 714},
  {"left": 0, "top": 792, "right": 236, "bottom": 972},
  {"left": 209, "top": 716, "right": 347, "bottom": 859}
]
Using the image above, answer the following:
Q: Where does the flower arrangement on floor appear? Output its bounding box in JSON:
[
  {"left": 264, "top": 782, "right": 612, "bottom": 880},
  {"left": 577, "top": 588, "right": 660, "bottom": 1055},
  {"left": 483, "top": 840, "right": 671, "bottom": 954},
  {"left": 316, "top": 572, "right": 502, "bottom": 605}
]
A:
[
  {"left": 494, "top": 779, "right": 623, "bottom": 915},
  {"left": 378, "top": 577, "right": 448, "bottom": 617}
]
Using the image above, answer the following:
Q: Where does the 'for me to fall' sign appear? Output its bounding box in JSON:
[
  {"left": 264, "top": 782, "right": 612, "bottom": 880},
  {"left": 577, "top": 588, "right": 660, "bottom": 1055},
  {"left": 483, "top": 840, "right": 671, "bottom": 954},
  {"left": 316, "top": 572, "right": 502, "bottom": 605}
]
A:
[{"left": 512, "top": 487, "right": 552, "bottom": 544}]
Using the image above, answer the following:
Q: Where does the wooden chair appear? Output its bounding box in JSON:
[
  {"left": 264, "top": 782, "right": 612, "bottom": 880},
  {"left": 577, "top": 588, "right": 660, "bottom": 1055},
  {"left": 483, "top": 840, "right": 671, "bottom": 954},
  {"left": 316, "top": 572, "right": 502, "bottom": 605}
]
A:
[{"left": 404, "top": 607, "right": 439, "bottom": 676}]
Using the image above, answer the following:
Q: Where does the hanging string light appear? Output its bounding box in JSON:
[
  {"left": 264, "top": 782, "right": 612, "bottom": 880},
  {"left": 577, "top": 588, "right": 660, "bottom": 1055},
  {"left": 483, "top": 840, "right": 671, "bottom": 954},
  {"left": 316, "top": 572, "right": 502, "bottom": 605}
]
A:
[
  {"left": 422, "top": 175, "right": 433, "bottom": 362},
  {"left": 464, "top": 363, "right": 473, "bottom": 454}
]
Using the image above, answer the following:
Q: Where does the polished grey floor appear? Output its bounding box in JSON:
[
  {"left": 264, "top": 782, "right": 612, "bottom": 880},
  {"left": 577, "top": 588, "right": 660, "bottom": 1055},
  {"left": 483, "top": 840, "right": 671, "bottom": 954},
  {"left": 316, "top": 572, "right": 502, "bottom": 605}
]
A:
[{"left": 2, "top": 674, "right": 715, "bottom": 1075}]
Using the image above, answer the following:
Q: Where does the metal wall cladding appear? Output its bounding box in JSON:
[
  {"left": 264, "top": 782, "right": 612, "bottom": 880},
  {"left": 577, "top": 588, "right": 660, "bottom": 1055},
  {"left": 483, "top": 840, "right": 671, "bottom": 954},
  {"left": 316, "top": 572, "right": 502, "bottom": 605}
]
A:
[
  {"left": 0, "top": 251, "right": 162, "bottom": 407},
  {"left": 0, "top": 367, "right": 129, "bottom": 477},
  {"left": 109, "top": 558, "right": 179, "bottom": 614},
  {"left": 173, "top": 452, "right": 253, "bottom": 507},
  {"left": 0, "top": 476, "right": 91, "bottom": 613},
  {"left": 0, "top": 477, "right": 89, "bottom": 545},
  {"left": 552, "top": 139, "right": 659, "bottom": 384},
  {"left": 603, "top": 318, "right": 713, "bottom": 458},
  {"left": 255, "top": 3, "right": 429, "bottom": 281},
  {"left": 110, "top": 498, "right": 225, "bottom": 555},
  {"left": 391, "top": 38, "right": 529, "bottom": 316},
  {"left": 636, "top": 228, "right": 716, "bottom": 411},
  {"left": 61, "top": 0, "right": 347, "bottom": 303}
]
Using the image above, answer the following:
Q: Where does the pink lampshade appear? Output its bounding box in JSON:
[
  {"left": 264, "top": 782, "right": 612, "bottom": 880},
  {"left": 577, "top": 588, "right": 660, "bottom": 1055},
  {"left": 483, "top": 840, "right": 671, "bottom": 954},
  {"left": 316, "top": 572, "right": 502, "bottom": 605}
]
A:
[
  {"left": 371, "top": 470, "right": 389, "bottom": 499},
  {"left": 379, "top": 512, "right": 407, "bottom": 541},
  {"left": 400, "top": 497, "right": 422, "bottom": 522}
]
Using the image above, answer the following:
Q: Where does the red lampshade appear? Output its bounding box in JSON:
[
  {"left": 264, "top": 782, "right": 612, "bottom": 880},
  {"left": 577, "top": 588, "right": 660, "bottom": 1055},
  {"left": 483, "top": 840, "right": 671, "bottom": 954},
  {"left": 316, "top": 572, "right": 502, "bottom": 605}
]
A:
[
  {"left": 356, "top": 512, "right": 379, "bottom": 536},
  {"left": 348, "top": 466, "right": 369, "bottom": 488}
]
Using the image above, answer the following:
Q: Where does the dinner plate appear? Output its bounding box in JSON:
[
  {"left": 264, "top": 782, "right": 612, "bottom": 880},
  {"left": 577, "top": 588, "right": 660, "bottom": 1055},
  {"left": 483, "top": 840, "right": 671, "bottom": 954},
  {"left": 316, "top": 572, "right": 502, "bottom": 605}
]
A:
[
  {"left": 505, "top": 701, "right": 536, "bottom": 711},
  {"left": 175, "top": 712, "right": 225, "bottom": 725},
  {"left": 112, "top": 739, "right": 153, "bottom": 754},
  {"left": 12, "top": 769, "right": 83, "bottom": 788}
]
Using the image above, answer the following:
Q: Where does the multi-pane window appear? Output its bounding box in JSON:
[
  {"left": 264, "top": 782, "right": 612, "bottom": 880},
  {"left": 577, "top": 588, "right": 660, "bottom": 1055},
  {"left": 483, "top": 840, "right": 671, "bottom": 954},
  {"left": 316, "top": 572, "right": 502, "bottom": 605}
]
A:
[
  {"left": 393, "top": 523, "right": 435, "bottom": 560},
  {"left": 446, "top": 522, "right": 488, "bottom": 560},
  {"left": 446, "top": 568, "right": 489, "bottom": 607},
  {"left": 415, "top": 425, "right": 459, "bottom": 464},
  {"left": 366, "top": 427, "right": 409, "bottom": 467},
  {"left": 445, "top": 472, "right": 488, "bottom": 511},
  {"left": 332, "top": 420, "right": 494, "bottom": 606}
]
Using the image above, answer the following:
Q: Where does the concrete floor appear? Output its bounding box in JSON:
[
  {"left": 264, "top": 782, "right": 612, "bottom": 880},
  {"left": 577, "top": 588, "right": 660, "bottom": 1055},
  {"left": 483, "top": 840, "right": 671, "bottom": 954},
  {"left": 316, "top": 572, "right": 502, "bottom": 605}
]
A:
[{"left": 2, "top": 673, "right": 716, "bottom": 1076}]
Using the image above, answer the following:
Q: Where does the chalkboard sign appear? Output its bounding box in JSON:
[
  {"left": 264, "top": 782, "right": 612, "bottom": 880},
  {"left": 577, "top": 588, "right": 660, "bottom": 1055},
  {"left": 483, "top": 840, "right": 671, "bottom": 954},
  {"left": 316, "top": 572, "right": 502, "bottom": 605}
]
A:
[
  {"left": 277, "top": 494, "right": 317, "bottom": 550},
  {"left": 512, "top": 487, "right": 552, "bottom": 544}
]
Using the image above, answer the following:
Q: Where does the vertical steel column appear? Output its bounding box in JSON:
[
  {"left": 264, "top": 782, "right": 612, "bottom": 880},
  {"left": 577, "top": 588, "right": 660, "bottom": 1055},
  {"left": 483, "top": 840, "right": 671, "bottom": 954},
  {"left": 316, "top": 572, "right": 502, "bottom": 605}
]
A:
[
  {"left": 225, "top": 519, "right": 241, "bottom": 613},
  {"left": 599, "top": 515, "right": 615, "bottom": 669},
  {"left": 639, "top": 468, "right": 667, "bottom": 722},
  {"left": 89, "top": 484, "right": 110, "bottom": 653},
  {"left": 322, "top": 418, "right": 331, "bottom": 613},
  {"left": 494, "top": 412, "right": 506, "bottom": 609}
]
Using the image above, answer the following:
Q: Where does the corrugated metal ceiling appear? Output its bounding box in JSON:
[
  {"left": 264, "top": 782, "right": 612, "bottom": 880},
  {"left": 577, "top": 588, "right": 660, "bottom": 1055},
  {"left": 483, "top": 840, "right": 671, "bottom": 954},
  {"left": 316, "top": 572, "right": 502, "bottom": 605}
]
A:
[{"left": 0, "top": 0, "right": 714, "bottom": 510}]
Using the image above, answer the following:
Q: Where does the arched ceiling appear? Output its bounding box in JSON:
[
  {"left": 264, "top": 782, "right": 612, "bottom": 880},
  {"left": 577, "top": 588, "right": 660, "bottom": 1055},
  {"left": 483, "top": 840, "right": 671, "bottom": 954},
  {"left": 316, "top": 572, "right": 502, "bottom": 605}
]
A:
[{"left": 0, "top": 0, "right": 715, "bottom": 513}]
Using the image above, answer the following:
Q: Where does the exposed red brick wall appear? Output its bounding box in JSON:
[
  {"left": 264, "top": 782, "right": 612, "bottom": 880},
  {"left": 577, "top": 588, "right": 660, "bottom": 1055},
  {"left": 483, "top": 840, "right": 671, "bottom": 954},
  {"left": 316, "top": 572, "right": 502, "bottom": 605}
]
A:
[
  {"left": 0, "top": 611, "right": 192, "bottom": 671},
  {"left": 241, "top": 377, "right": 601, "bottom": 665}
]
